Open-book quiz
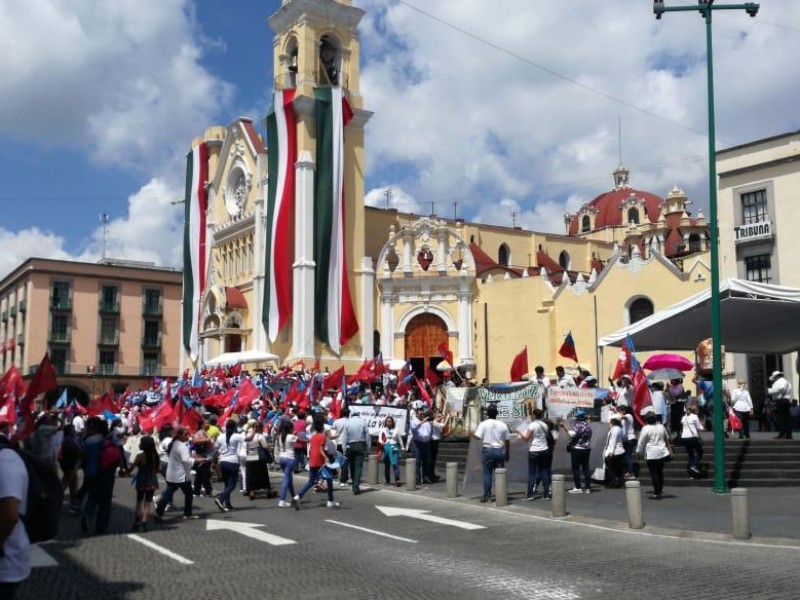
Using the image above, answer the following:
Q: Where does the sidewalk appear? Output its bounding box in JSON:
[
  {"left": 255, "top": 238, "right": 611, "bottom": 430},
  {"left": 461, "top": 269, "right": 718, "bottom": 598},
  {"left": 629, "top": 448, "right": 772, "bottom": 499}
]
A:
[{"left": 404, "top": 476, "right": 800, "bottom": 543}]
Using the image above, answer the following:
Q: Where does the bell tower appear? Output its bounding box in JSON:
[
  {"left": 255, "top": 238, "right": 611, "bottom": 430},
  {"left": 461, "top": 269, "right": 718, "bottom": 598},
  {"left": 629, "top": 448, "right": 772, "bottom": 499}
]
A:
[{"left": 268, "top": 0, "right": 373, "bottom": 363}]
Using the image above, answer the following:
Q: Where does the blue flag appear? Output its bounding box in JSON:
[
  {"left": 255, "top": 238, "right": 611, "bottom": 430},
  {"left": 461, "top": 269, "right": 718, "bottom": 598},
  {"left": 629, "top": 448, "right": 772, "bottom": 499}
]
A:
[{"left": 55, "top": 388, "right": 69, "bottom": 409}]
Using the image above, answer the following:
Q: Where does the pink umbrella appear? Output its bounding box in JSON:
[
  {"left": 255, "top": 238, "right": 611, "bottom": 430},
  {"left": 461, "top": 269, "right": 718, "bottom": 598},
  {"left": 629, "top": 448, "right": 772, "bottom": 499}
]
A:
[{"left": 642, "top": 353, "right": 693, "bottom": 372}]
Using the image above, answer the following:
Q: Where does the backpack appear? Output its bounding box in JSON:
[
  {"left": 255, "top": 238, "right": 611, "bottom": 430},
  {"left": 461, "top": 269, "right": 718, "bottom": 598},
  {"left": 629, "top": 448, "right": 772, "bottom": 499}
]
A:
[
  {"left": 99, "top": 439, "right": 122, "bottom": 471},
  {"left": 1, "top": 447, "right": 64, "bottom": 544}
]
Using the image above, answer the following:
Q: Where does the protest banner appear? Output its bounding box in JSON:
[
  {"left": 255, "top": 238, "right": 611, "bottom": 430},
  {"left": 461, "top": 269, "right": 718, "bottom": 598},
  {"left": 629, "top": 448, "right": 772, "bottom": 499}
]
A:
[
  {"left": 547, "top": 387, "right": 596, "bottom": 420},
  {"left": 347, "top": 404, "right": 410, "bottom": 436}
]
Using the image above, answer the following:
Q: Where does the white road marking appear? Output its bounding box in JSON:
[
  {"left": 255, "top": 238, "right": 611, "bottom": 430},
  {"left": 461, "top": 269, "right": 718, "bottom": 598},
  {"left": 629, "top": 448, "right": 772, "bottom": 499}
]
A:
[
  {"left": 30, "top": 545, "right": 58, "bottom": 567},
  {"left": 324, "top": 519, "right": 418, "bottom": 543},
  {"left": 375, "top": 505, "right": 485, "bottom": 530},
  {"left": 127, "top": 534, "right": 194, "bottom": 565},
  {"left": 206, "top": 519, "right": 296, "bottom": 546}
]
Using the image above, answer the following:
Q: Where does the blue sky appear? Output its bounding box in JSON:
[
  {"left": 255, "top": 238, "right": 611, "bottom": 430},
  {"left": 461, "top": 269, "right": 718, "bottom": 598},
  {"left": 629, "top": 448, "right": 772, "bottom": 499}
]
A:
[{"left": 0, "top": 0, "right": 798, "bottom": 276}]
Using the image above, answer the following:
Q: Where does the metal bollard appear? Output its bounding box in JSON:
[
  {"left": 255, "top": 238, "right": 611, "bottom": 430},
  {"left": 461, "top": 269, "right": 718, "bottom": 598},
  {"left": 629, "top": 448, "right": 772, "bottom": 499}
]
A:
[
  {"left": 731, "top": 488, "right": 750, "bottom": 540},
  {"left": 551, "top": 474, "right": 567, "bottom": 517},
  {"left": 495, "top": 468, "right": 508, "bottom": 506},
  {"left": 446, "top": 462, "right": 458, "bottom": 498},
  {"left": 367, "top": 454, "right": 378, "bottom": 485},
  {"left": 625, "top": 480, "right": 644, "bottom": 529},
  {"left": 405, "top": 458, "right": 417, "bottom": 491}
]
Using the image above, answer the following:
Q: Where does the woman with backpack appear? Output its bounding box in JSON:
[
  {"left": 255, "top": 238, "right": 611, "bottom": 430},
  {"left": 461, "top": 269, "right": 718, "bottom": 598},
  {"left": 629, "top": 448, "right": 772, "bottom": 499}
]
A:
[
  {"left": 519, "top": 409, "right": 553, "bottom": 500},
  {"left": 276, "top": 419, "right": 300, "bottom": 509},
  {"left": 378, "top": 416, "right": 404, "bottom": 487},
  {"left": 636, "top": 412, "right": 672, "bottom": 500},
  {"left": 58, "top": 425, "right": 83, "bottom": 513},
  {"left": 130, "top": 436, "right": 160, "bottom": 531},
  {"left": 80, "top": 418, "right": 120, "bottom": 535},
  {"left": 561, "top": 410, "right": 593, "bottom": 493},
  {"left": 214, "top": 420, "right": 245, "bottom": 512},
  {"left": 293, "top": 418, "right": 340, "bottom": 509},
  {"left": 244, "top": 421, "right": 274, "bottom": 500}
]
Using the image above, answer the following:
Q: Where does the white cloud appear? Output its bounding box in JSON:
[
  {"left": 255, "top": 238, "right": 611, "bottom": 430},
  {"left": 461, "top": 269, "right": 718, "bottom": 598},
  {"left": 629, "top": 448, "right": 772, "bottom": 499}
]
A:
[
  {"left": 472, "top": 195, "right": 586, "bottom": 235},
  {"left": 0, "top": 0, "right": 233, "bottom": 173},
  {"left": 365, "top": 186, "right": 421, "bottom": 214},
  {"left": 357, "top": 0, "right": 800, "bottom": 226},
  {"left": 0, "top": 178, "right": 183, "bottom": 279}
]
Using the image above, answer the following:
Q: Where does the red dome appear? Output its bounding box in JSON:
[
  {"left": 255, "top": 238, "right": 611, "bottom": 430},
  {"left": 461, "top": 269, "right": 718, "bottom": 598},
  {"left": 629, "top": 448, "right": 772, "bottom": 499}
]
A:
[{"left": 569, "top": 187, "right": 663, "bottom": 235}]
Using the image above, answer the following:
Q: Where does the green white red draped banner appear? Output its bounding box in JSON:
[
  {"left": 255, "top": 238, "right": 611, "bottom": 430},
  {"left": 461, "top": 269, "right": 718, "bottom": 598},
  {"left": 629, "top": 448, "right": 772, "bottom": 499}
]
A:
[
  {"left": 314, "top": 86, "right": 358, "bottom": 354},
  {"left": 263, "top": 89, "right": 297, "bottom": 342},
  {"left": 182, "top": 142, "right": 208, "bottom": 363}
]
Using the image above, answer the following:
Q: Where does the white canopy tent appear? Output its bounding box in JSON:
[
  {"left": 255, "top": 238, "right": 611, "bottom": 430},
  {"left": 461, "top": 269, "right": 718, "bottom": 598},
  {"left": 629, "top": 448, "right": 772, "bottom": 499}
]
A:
[
  {"left": 204, "top": 349, "right": 280, "bottom": 367},
  {"left": 599, "top": 278, "right": 800, "bottom": 354}
]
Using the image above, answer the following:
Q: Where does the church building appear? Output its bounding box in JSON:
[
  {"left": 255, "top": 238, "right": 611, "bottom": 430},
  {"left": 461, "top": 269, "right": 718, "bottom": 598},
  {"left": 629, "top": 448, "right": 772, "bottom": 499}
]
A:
[{"left": 182, "top": 0, "right": 712, "bottom": 382}]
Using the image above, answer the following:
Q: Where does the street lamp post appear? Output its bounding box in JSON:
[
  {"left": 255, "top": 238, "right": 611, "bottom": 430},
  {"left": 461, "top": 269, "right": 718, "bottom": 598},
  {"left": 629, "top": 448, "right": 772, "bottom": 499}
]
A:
[{"left": 654, "top": 0, "right": 758, "bottom": 493}]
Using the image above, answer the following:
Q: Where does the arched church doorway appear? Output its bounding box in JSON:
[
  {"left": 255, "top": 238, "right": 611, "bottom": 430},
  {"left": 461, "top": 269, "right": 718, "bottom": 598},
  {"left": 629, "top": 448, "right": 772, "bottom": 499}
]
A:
[{"left": 404, "top": 313, "right": 448, "bottom": 379}]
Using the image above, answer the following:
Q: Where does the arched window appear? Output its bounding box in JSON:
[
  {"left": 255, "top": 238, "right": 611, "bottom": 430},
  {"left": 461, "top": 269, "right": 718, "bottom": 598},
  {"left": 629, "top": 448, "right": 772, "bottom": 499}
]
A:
[
  {"left": 627, "top": 208, "right": 640, "bottom": 224},
  {"left": 581, "top": 215, "right": 591, "bottom": 233},
  {"left": 558, "top": 250, "right": 570, "bottom": 270},
  {"left": 629, "top": 297, "right": 654, "bottom": 324},
  {"left": 688, "top": 234, "right": 702, "bottom": 253},
  {"left": 498, "top": 243, "right": 510, "bottom": 266}
]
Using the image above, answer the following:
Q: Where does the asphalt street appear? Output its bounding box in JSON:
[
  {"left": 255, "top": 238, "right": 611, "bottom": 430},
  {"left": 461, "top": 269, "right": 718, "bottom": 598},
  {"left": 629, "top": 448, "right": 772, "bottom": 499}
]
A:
[{"left": 18, "top": 475, "right": 800, "bottom": 600}]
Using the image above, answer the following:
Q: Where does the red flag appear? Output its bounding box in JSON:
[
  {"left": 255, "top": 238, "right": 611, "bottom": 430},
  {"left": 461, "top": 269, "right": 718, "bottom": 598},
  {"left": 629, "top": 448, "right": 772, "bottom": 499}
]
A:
[
  {"left": 632, "top": 368, "right": 653, "bottom": 426},
  {"left": 12, "top": 355, "right": 58, "bottom": 442},
  {"left": 235, "top": 379, "right": 261, "bottom": 412},
  {"left": 437, "top": 342, "right": 454, "bottom": 368},
  {"left": 322, "top": 366, "right": 345, "bottom": 393},
  {"left": 347, "top": 360, "right": 370, "bottom": 384},
  {"left": 152, "top": 400, "right": 176, "bottom": 431},
  {"left": 509, "top": 346, "right": 528, "bottom": 382},
  {"left": 0, "top": 367, "right": 26, "bottom": 425},
  {"left": 87, "top": 392, "right": 117, "bottom": 417},
  {"left": 203, "top": 391, "right": 233, "bottom": 410},
  {"left": 181, "top": 407, "right": 203, "bottom": 434},
  {"left": 415, "top": 376, "right": 432, "bottom": 408},
  {"left": 396, "top": 362, "right": 412, "bottom": 396},
  {"left": 329, "top": 398, "right": 342, "bottom": 420},
  {"left": 558, "top": 331, "right": 579, "bottom": 363},
  {"left": 424, "top": 367, "right": 441, "bottom": 388}
]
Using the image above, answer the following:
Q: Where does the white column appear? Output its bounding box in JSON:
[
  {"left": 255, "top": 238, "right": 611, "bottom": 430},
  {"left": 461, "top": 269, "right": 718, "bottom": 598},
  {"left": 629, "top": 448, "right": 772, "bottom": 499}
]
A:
[
  {"left": 437, "top": 231, "right": 448, "bottom": 274},
  {"left": 361, "top": 257, "right": 375, "bottom": 360},
  {"left": 252, "top": 195, "right": 267, "bottom": 352},
  {"left": 402, "top": 231, "right": 413, "bottom": 275},
  {"left": 380, "top": 290, "right": 394, "bottom": 359},
  {"left": 291, "top": 150, "right": 316, "bottom": 359},
  {"left": 457, "top": 287, "right": 474, "bottom": 364}
]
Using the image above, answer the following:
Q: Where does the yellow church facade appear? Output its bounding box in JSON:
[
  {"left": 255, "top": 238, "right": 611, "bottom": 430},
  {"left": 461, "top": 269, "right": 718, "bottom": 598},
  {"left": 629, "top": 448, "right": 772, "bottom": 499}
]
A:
[{"left": 181, "top": 0, "right": 712, "bottom": 382}]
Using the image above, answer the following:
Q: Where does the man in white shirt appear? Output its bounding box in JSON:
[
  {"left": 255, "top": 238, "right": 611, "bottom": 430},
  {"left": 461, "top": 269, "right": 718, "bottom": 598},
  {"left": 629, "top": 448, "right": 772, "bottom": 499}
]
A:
[
  {"left": 613, "top": 375, "right": 634, "bottom": 408},
  {"left": 768, "top": 371, "right": 793, "bottom": 440},
  {"left": 555, "top": 366, "right": 577, "bottom": 389},
  {"left": 332, "top": 406, "right": 350, "bottom": 488},
  {"left": 0, "top": 448, "right": 29, "bottom": 598},
  {"left": 472, "top": 404, "right": 510, "bottom": 503},
  {"left": 154, "top": 428, "right": 198, "bottom": 521}
]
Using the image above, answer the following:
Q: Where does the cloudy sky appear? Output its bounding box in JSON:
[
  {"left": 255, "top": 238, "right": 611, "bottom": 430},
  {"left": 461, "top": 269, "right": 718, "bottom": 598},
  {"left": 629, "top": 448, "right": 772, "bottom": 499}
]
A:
[{"left": 0, "top": 0, "right": 798, "bottom": 277}]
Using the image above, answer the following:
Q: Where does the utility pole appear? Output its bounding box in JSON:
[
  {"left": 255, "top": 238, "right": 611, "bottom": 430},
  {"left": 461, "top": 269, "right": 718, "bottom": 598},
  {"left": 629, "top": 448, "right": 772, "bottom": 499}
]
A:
[
  {"left": 384, "top": 188, "right": 392, "bottom": 209},
  {"left": 453, "top": 200, "right": 458, "bottom": 221},
  {"left": 654, "top": 0, "right": 759, "bottom": 494},
  {"left": 429, "top": 200, "right": 435, "bottom": 217},
  {"left": 100, "top": 213, "right": 109, "bottom": 260},
  {"left": 511, "top": 211, "right": 517, "bottom": 228}
]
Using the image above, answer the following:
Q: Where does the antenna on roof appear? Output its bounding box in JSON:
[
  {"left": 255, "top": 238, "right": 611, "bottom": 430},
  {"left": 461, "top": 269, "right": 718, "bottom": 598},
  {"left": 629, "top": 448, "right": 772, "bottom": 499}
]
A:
[{"left": 100, "top": 213, "right": 109, "bottom": 260}]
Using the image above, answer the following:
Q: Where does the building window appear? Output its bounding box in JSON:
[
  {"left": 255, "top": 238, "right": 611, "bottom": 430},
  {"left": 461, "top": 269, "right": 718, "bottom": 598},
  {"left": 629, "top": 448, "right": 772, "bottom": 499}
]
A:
[
  {"left": 50, "top": 347, "right": 68, "bottom": 374},
  {"left": 143, "top": 320, "right": 160, "bottom": 346},
  {"left": 51, "top": 314, "right": 69, "bottom": 341},
  {"left": 144, "top": 288, "right": 161, "bottom": 315},
  {"left": 142, "top": 351, "right": 159, "bottom": 376},
  {"left": 741, "top": 189, "right": 768, "bottom": 225},
  {"left": 629, "top": 297, "right": 654, "bottom": 324},
  {"left": 51, "top": 281, "right": 71, "bottom": 309},
  {"left": 100, "top": 316, "right": 118, "bottom": 344},
  {"left": 688, "top": 234, "right": 702, "bottom": 253},
  {"left": 627, "top": 208, "right": 640, "bottom": 224},
  {"left": 98, "top": 350, "right": 116, "bottom": 375},
  {"left": 498, "top": 243, "right": 510, "bottom": 266},
  {"left": 744, "top": 253, "right": 771, "bottom": 283},
  {"left": 100, "top": 285, "right": 119, "bottom": 311},
  {"left": 581, "top": 215, "right": 591, "bottom": 233}
]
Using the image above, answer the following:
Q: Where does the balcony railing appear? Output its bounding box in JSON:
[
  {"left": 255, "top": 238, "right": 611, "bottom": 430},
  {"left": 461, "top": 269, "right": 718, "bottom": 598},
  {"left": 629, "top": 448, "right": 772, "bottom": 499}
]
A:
[
  {"left": 141, "top": 333, "right": 162, "bottom": 348},
  {"left": 1, "top": 310, "right": 7, "bottom": 322},
  {"left": 99, "top": 300, "right": 120, "bottom": 313},
  {"left": 16, "top": 334, "right": 23, "bottom": 346},
  {"left": 96, "top": 364, "right": 117, "bottom": 376},
  {"left": 18, "top": 300, "right": 26, "bottom": 313},
  {"left": 9, "top": 306, "right": 16, "bottom": 318},
  {"left": 49, "top": 331, "right": 71, "bottom": 344},
  {"left": 141, "top": 365, "right": 161, "bottom": 377},
  {"left": 143, "top": 301, "right": 162, "bottom": 316},
  {"left": 98, "top": 332, "right": 120, "bottom": 346},
  {"left": 51, "top": 297, "right": 72, "bottom": 311}
]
